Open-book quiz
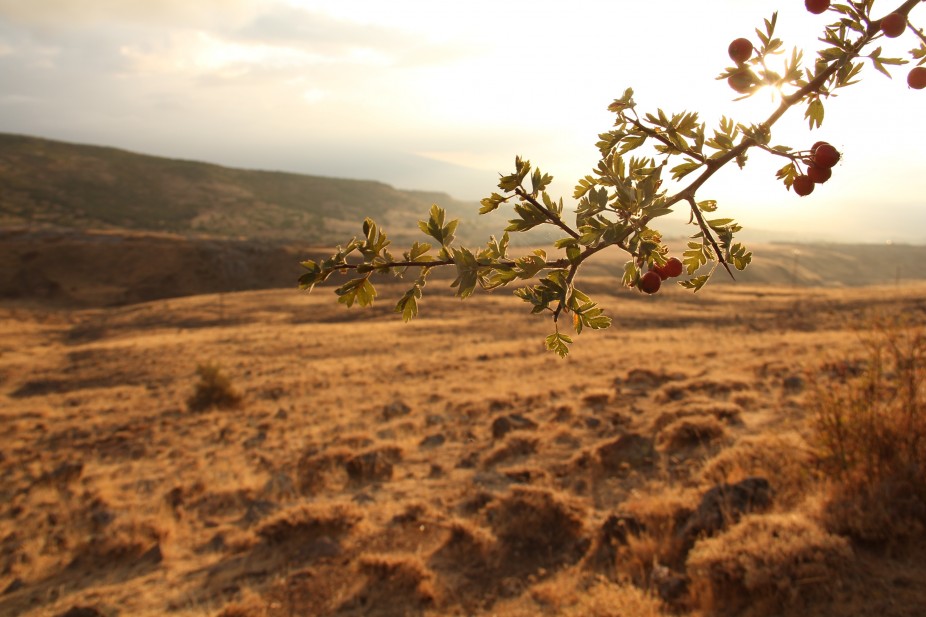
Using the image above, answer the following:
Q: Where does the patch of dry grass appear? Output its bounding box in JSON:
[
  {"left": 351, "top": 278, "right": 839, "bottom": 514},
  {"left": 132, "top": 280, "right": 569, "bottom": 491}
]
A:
[
  {"left": 687, "top": 512, "right": 852, "bottom": 616},
  {"left": 3, "top": 284, "right": 926, "bottom": 616}
]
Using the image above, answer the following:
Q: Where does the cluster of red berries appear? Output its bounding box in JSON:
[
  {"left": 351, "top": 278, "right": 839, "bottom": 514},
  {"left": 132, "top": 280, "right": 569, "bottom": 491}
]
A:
[
  {"left": 638, "top": 257, "right": 684, "bottom": 294},
  {"left": 804, "top": 3, "right": 923, "bottom": 88},
  {"left": 792, "top": 141, "right": 840, "bottom": 197}
]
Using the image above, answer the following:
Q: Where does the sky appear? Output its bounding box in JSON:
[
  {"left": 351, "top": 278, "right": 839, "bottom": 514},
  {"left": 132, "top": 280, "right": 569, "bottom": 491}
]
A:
[{"left": 0, "top": 0, "right": 924, "bottom": 243}]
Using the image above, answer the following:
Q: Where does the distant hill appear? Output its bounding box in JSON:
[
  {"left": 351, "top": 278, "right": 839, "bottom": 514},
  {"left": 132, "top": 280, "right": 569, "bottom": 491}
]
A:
[{"left": 0, "top": 132, "right": 492, "bottom": 244}]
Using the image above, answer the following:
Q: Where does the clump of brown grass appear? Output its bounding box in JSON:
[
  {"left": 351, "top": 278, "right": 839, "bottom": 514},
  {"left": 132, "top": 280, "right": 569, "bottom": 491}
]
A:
[
  {"left": 560, "top": 579, "right": 668, "bottom": 616},
  {"left": 700, "top": 432, "right": 815, "bottom": 508},
  {"left": 256, "top": 503, "right": 361, "bottom": 545},
  {"left": 687, "top": 513, "right": 852, "bottom": 616},
  {"left": 342, "top": 554, "right": 436, "bottom": 614},
  {"left": 656, "top": 415, "right": 726, "bottom": 452},
  {"left": 807, "top": 321, "right": 926, "bottom": 542},
  {"left": 187, "top": 362, "right": 242, "bottom": 412},
  {"left": 611, "top": 486, "right": 698, "bottom": 585}
]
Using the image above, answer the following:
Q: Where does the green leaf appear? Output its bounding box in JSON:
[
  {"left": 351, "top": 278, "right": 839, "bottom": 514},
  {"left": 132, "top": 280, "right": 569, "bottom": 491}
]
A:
[
  {"left": 335, "top": 277, "right": 377, "bottom": 308},
  {"left": 670, "top": 159, "right": 701, "bottom": 180},
  {"left": 450, "top": 247, "right": 480, "bottom": 299},
  {"left": 679, "top": 275, "right": 710, "bottom": 292},
  {"left": 395, "top": 284, "right": 423, "bottom": 322},
  {"left": 406, "top": 241, "right": 433, "bottom": 262},
  {"left": 545, "top": 332, "right": 573, "bottom": 357},
  {"left": 805, "top": 98, "right": 825, "bottom": 130},
  {"left": 531, "top": 167, "right": 553, "bottom": 194},
  {"left": 479, "top": 192, "right": 508, "bottom": 215},
  {"left": 418, "top": 204, "right": 459, "bottom": 247},
  {"left": 515, "top": 250, "right": 548, "bottom": 279}
]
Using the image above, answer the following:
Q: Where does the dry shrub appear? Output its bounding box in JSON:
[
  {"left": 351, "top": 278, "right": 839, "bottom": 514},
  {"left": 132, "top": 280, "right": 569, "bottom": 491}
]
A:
[
  {"left": 560, "top": 579, "right": 667, "bottom": 616},
  {"left": 612, "top": 487, "right": 698, "bottom": 584},
  {"left": 187, "top": 362, "right": 242, "bottom": 412},
  {"left": 808, "top": 321, "right": 926, "bottom": 542},
  {"left": 700, "top": 433, "right": 815, "bottom": 508},
  {"left": 687, "top": 513, "right": 851, "bottom": 617},
  {"left": 656, "top": 414, "right": 726, "bottom": 452},
  {"left": 256, "top": 503, "right": 361, "bottom": 545}
]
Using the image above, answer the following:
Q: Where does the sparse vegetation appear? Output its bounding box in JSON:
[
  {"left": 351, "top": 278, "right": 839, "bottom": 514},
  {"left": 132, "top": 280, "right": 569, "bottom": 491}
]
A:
[{"left": 808, "top": 319, "right": 926, "bottom": 542}]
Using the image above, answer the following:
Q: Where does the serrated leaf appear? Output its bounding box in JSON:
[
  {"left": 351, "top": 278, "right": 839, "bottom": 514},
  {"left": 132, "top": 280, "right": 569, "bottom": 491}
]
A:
[
  {"left": 479, "top": 192, "right": 507, "bottom": 214},
  {"left": 680, "top": 275, "right": 710, "bottom": 292},
  {"left": 335, "top": 277, "right": 377, "bottom": 308},
  {"left": 545, "top": 332, "right": 573, "bottom": 358},
  {"left": 805, "top": 98, "right": 824, "bottom": 130}
]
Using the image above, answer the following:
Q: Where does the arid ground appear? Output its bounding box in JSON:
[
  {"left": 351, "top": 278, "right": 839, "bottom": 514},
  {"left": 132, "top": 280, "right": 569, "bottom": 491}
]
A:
[{"left": 2, "top": 278, "right": 926, "bottom": 616}]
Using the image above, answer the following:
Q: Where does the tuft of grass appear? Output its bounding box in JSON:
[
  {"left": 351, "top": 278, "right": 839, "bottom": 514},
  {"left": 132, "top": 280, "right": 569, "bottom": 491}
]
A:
[
  {"left": 700, "top": 432, "right": 815, "bottom": 509},
  {"left": 807, "top": 321, "right": 926, "bottom": 542},
  {"left": 687, "top": 513, "right": 851, "bottom": 616},
  {"left": 187, "top": 363, "right": 242, "bottom": 412}
]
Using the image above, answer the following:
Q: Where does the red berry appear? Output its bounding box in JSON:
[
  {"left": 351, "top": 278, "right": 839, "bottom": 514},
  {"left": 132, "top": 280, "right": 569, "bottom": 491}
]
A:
[
  {"left": 727, "top": 70, "right": 755, "bottom": 94},
  {"left": 880, "top": 12, "right": 906, "bottom": 38},
  {"left": 807, "top": 164, "right": 832, "bottom": 184},
  {"left": 639, "top": 271, "right": 662, "bottom": 294},
  {"left": 728, "top": 38, "right": 753, "bottom": 64},
  {"left": 813, "top": 143, "right": 841, "bottom": 168},
  {"left": 793, "top": 175, "right": 815, "bottom": 196},
  {"left": 663, "top": 257, "right": 684, "bottom": 278},
  {"left": 908, "top": 66, "right": 926, "bottom": 90},
  {"left": 805, "top": 0, "right": 830, "bottom": 15},
  {"left": 651, "top": 264, "right": 669, "bottom": 281},
  {"left": 811, "top": 141, "right": 827, "bottom": 153}
]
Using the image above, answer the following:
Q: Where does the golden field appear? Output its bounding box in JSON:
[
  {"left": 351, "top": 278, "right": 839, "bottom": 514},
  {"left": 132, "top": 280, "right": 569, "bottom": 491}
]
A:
[{"left": 2, "top": 277, "right": 925, "bottom": 617}]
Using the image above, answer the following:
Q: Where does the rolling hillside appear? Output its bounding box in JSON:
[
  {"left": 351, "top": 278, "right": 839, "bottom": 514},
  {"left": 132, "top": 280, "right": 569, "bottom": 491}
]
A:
[{"left": 0, "top": 132, "right": 485, "bottom": 243}]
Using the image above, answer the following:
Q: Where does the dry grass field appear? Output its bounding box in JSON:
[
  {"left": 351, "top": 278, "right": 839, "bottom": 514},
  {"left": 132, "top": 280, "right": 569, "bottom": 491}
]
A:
[{"left": 2, "top": 278, "right": 926, "bottom": 616}]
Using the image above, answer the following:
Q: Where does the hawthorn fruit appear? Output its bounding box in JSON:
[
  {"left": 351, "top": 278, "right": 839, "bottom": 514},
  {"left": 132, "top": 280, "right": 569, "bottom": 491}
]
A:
[
  {"left": 727, "top": 70, "right": 755, "bottom": 94},
  {"left": 811, "top": 141, "right": 827, "bottom": 153},
  {"left": 793, "top": 175, "right": 815, "bottom": 196},
  {"left": 663, "top": 257, "right": 684, "bottom": 278},
  {"left": 805, "top": 0, "right": 830, "bottom": 15},
  {"left": 651, "top": 264, "right": 669, "bottom": 281},
  {"left": 813, "top": 143, "right": 840, "bottom": 168},
  {"left": 880, "top": 12, "right": 906, "bottom": 38},
  {"left": 639, "top": 271, "right": 662, "bottom": 294},
  {"left": 807, "top": 164, "right": 832, "bottom": 184},
  {"left": 728, "top": 38, "right": 753, "bottom": 64},
  {"left": 908, "top": 66, "right": 926, "bottom": 90}
]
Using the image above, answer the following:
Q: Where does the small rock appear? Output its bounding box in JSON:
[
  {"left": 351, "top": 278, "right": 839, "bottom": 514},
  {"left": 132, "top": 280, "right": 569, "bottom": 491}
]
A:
[
  {"left": 492, "top": 413, "right": 537, "bottom": 439},
  {"left": 419, "top": 434, "right": 446, "bottom": 449},
  {"left": 382, "top": 400, "right": 411, "bottom": 421},
  {"left": 782, "top": 375, "right": 805, "bottom": 393}
]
